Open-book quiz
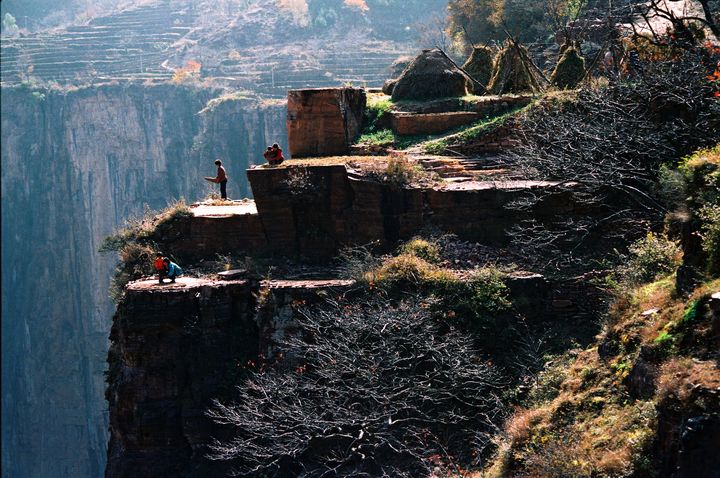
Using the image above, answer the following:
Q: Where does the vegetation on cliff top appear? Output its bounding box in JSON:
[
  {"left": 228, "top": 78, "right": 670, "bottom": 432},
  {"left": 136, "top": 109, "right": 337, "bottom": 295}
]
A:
[{"left": 100, "top": 199, "right": 192, "bottom": 301}]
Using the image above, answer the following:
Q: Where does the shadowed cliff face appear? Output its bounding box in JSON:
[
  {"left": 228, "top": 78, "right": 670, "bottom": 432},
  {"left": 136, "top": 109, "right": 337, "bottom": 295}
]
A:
[{"left": 0, "top": 84, "right": 286, "bottom": 478}]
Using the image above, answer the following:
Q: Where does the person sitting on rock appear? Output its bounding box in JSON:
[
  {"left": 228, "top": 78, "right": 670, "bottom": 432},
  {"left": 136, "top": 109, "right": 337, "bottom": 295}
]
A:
[
  {"left": 263, "top": 143, "right": 285, "bottom": 166},
  {"left": 154, "top": 252, "right": 167, "bottom": 284},
  {"left": 204, "top": 159, "right": 228, "bottom": 199},
  {"left": 162, "top": 258, "right": 183, "bottom": 284}
]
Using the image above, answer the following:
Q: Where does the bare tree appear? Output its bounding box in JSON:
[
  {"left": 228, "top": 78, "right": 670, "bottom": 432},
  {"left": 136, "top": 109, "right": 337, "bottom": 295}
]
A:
[
  {"left": 207, "top": 299, "right": 506, "bottom": 477},
  {"left": 503, "top": 44, "right": 720, "bottom": 271}
]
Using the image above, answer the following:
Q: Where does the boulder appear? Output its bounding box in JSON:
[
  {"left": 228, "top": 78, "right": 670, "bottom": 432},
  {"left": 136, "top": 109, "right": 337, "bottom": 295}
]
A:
[{"left": 287, "top": 88, "right": 366, "bottom": 157}]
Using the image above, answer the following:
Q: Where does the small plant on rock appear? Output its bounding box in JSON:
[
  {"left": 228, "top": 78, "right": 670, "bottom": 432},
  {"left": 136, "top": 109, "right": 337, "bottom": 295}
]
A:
[{"left": 282, "top": 167, "right": 313, "bottom": 196}]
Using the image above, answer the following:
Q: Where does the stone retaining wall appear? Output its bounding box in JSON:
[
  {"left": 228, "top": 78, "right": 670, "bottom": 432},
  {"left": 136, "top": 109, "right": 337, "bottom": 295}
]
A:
[{"left": 391, "top": 111, "right": 481, "bottom": 135}]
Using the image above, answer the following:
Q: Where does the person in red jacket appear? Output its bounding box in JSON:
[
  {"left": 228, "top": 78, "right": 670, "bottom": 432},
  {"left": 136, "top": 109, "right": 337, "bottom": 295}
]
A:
[
  {"left": 154, "top": 252, "right": 166, "bottom": 284},
  {"left": 263, "top": 143, "right": 285, "bottom": 166},
  {"left": 204, "top": 159, "right": 228, "bottom": 199}
]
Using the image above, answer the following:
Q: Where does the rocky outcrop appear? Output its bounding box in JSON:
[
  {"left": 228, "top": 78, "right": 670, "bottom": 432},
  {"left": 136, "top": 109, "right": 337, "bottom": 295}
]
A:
[
  {"left": 154, "top": 166, "right": 582, "bottom": 263},
  {"left": 105, "top": 277, "right": 356, "bottom": 478},
  {"left": 0, "top": 83, "right": 286, "bottom": 478},
  {"left": 287, "top": 88, "right": 366, "bottom": 157}
]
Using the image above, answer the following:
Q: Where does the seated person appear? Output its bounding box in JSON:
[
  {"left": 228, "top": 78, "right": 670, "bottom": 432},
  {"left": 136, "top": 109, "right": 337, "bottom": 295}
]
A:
[
  {"left": 162, "top": 258, "right": 183, "bottom": 283},
  {"left": 263, "top": 143, "right": 285, "bottom": 166}
]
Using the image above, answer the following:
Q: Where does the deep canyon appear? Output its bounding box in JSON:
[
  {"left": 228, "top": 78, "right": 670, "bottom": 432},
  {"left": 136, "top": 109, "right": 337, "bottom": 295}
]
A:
[{"left": 0, "top": 84, "right": 287, "bottom": 477}]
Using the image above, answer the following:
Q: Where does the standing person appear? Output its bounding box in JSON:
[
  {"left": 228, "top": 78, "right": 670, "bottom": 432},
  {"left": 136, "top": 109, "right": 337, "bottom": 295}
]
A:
[
  {"left": 154, "top": 252, "right": 167, "bottom": 284},
  {"left": 204, "top": 159, "right": 228, "bottom": 199},
  {"left": 163, "top": 258, "right": 183, "bottom": 283}
]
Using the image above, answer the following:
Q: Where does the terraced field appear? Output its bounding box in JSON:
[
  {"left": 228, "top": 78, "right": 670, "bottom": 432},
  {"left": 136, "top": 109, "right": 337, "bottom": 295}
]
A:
[{"left": 0, "top": 0, "right": 413, "bottom": 96}]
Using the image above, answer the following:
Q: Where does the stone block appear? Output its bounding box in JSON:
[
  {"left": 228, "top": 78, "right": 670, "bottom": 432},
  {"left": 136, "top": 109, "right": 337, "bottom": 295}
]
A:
[{"left": 287, "top": 88, "right": 366, "bottom": 157}]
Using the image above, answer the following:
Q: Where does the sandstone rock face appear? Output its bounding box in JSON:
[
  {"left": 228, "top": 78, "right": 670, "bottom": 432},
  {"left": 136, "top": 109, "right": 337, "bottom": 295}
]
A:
[
  {"left": 106, "top": 277, "right": 355, "bottom": 478},
  {"left": 287, "top": 88, "right": 366, "bottom": 157},
  {"left": 0, "top": 84, "right": 286, "bottom": 478}
]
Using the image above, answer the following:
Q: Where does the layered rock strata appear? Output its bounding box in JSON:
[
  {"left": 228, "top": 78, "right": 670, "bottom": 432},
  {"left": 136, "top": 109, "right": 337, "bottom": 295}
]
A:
[{"left": 155, "top": 165, "right": 581, "bottom": 262}]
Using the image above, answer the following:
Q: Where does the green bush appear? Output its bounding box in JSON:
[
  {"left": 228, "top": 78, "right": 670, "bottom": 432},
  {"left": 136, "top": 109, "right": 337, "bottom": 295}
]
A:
[
  {"left": 363, "top": 96, "right": 394, "bottom": 133},
  {"left": 621, "top": 232, "right": 681, "bottom": 284},
  {"left": 398, "top": 237, "right": 441, "bottom": 263},
  {"left": 699, "top": 205, "right": 720, "bottom": 276},
  {"left": 429, "top": 266, "right": 511, "bottom": 329},
  {"left": 679, "top": 144, "right": 719, "bottom": 208}
]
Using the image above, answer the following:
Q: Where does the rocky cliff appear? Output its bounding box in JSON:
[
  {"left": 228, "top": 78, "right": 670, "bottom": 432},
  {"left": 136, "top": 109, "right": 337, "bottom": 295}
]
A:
[
  {"left": 105, "top": 277, "right": 356, "bottom": 478},
  {"left": 0, "top": 83, "right": 286, "bottom": 478}
]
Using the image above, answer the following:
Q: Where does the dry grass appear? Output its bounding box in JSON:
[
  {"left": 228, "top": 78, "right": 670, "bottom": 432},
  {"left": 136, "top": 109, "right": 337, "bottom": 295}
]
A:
[
  {"left": 369, "top": 253, "right": 456, "bottom": 287},
  {"left": 484, "top": 275, "right": 719, "bottom": 478},
  {"left": 261, "top": 156, "right": 388, "bottom": 169},
  {"left": 657, "top": 357, "right": 720, "bottom": 403}
]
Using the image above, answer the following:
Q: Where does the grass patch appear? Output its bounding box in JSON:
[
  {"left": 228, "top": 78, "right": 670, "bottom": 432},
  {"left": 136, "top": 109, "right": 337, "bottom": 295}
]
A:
[
  {"left": 357, "top": 129, "right": 395, "bottom": 147},
  {"left": 398, "top": 237, "right": 440, "bottom": 263},
  {"left": 421, "top": 103, "right": 531, "bottom": 154}
]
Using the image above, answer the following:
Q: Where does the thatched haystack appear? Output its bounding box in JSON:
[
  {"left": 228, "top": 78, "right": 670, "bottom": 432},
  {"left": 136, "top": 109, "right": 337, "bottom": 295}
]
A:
[
  {"left": 382, "top": 78, "right": 398, "bottom": 95},
  {"left": 391, "top": 49, "right": 471, "bottom": 101},
  {"left": 389, "top": 55, "right": 414, "bottom": 78},
  {"left": 462, "top": 46, "right": 494, "bottom": 93},
  {"left": 487, "top": 42, "right": 543, "bottom": 95},
  {"left": 551, "top": 47, "right": 586, "bottom": 89}
]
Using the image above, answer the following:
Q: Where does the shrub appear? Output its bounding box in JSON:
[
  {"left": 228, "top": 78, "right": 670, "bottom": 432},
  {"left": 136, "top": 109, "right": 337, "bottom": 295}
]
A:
[
  {"left": 108, "top": 242, "right": 157, "bottom": 301},
  {"left": 679, "top": 144, "right": 719, "bottom": 208},
  {"left": 699, "top": 205, "right": 720, "bottom": 276},
  {"left": 621, "top": 232, "right": 681, "bottom": 285},
  {"left": 101, "top": 199, "right": 192, "bottom": 300},
  {"left": 441, "top": 267, "right": 511, "bottom": 326},
  {"left": 371, "top": 253, "right": 452, "bottom": 288},
  {"left": 282, "top": 167, "right": 313, "bottom": 196},
  {"left": 398, "top": 236, "right": 440, "bottom": 263},
  {"left": 336, "top": 244, "right": 381, "bottom": 283},
  {"left": 370, "top": 253, "right": 511, "bottom": 328},
  {"left": 363, "top": 95, "right": 393, "bottom": 133},
  {"left": 382, "top": 152, "right": 416, "bottom": 187}
]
